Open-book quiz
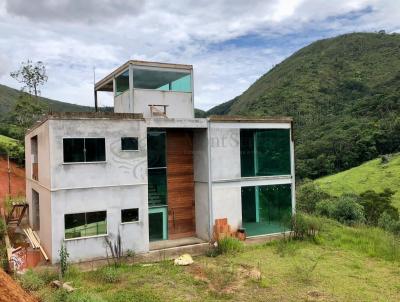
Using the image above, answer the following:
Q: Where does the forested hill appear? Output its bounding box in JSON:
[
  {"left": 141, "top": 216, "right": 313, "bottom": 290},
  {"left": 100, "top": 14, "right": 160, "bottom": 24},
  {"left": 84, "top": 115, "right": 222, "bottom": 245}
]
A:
[
  {"left": 207, "top": 32, "right": 400, "bottom": 179},
  {"left": 0, "top": 83, "right": 92, "bottom": 121}
]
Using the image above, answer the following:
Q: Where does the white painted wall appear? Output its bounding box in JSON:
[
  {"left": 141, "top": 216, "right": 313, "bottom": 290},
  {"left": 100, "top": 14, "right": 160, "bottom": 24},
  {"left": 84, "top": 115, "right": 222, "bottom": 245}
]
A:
[
  {"left": 133, "top": 89, "right": 193, "bottom": 118},
  {"left": 114, "top": 90, "right": 132, "bottom": 113}
]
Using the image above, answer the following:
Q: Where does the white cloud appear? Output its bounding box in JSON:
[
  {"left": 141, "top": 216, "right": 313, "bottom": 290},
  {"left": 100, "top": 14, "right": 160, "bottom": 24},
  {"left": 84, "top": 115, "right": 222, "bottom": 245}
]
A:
[{"left": 0, "top": 0, "right": 399, "bottom": 110}]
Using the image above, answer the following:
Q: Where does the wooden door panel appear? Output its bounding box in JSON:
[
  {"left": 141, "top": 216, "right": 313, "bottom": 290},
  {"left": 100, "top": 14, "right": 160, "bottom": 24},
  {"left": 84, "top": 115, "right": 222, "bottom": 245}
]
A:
[{"left": 167, "top": 129, "right": 196, "bottom": 239}]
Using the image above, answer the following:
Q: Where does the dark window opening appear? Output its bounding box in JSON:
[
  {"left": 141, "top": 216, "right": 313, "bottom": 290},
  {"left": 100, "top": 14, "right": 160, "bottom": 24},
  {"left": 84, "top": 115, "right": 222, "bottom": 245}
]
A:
[
  {"left": 121, "top": 208, "right": 139, "bottom": 223},
  {"left": 63, "top": 138, "right": 105, "bottom": 163},
  {"left": 65, "top": 211, "right": 107, "bottom": 239},
  {"left": 121, "top": 137, "right": 139, "bottom": 151}
]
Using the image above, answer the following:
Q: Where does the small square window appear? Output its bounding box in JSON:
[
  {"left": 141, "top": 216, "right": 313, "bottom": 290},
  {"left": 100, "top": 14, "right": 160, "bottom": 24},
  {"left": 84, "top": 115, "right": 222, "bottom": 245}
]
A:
[
  {"left": 121, "top": 208, "right": 139, "bottom": 223},
  {"left": 121, "top": 137, "right": 138, "bottom": 151}
]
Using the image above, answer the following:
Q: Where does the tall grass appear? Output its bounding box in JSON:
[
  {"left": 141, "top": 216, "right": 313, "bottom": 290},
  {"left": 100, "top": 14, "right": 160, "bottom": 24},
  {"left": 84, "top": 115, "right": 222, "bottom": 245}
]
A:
[{"left": 319, "top": 218, "right": 400, "bottom": 262}]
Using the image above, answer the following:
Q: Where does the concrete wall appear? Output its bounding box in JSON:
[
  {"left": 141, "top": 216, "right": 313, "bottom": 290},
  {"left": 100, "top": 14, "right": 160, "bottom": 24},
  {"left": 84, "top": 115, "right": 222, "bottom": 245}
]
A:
[
  {"left": 114, "top": 90, "right": 132, "bottom": 113},
  {"left": 51, "top": 185, "right": 148, "bottom": 263},
  {"left": 208, "top": 121, "right": 295, "bottom": 234},
  {"left": 193, "top": 129, "right": 210, "bottom": 240},
  {"left": 133, "top": 89, "right": 193, "bottom": 119},
  {"left": 25, "top": 121, "right": 53, "bottom": 258},
  {"left": 49, "top": 119, "right": 147, "bottom": 189},
  {"left": 209, "top": 127, "right": 241, "bottom": 181},
  {"left": 46, "top": 118, "right": 148, "bottom": 263}
]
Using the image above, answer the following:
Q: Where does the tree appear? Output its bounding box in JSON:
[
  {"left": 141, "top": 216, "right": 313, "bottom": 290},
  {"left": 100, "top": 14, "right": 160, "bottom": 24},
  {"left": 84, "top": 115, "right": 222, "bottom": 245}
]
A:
[
  {"left": 10, "top": 60, "right": 48, "bottom": 98},
  {"left": 10, "top": 94, "right": 47, "bottom": 129}
]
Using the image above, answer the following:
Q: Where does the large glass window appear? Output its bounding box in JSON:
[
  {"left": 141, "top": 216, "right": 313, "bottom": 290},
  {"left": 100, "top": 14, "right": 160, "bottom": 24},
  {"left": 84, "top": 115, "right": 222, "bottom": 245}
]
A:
[
  {"left": 240, "top": 129, "right": 291, "bottom": 177},
  {"left": 65, "top": 211, "right": 107, "bottom": 239},
  {"left": 148, "top": 168, "right": 167, "bottom": 206},
  {"left": 147, "top": 130, "right": 166, "bottom": 168},
  {"left": 132, "top": 68, "right": 191, "bottom": 93},
  {"left": 63, "top": 138, "right": 105, "bottom": 163},
  {"left": 115, "top": 70, "right": 129, "bottom": 96},
  {"left": 241, "top": 184, "right": 292, "bottom": 236}
]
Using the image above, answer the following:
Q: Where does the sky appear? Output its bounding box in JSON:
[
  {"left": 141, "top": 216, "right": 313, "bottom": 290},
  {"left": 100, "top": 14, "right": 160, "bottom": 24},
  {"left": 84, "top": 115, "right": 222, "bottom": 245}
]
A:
[{"left": 0, "top": 0, "right": 399, "bottom": 111}]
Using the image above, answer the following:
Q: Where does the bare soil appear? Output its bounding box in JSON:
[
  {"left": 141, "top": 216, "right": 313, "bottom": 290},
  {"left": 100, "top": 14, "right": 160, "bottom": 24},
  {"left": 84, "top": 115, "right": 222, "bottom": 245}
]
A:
[{"left": 0, "top": 268, "right": 37, "bottom": 302}]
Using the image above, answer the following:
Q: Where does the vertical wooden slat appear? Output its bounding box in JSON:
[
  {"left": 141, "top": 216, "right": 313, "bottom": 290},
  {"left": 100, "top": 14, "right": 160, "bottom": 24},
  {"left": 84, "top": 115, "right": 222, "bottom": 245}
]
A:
[{"left": 167, "top": 129, "right": 195, "bottom": 239}]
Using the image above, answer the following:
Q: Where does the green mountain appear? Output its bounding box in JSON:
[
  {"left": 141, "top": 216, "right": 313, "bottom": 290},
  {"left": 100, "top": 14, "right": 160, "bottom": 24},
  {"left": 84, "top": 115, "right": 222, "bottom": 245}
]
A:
[
  {"left": 316, "top": 153, "right": 400, "bottom": 209},
  {"left": 0, "top": 83, "right": 92, "bottom": 121},
  {"left": 207, "top": 32, "right": 400, "bottom": 179}
]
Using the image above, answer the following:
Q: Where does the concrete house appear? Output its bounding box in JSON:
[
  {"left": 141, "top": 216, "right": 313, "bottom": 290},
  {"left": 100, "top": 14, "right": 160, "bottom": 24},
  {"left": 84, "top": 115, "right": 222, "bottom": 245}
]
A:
[{"left": 25, "top": 60, "right": 295, "bottom": 263}]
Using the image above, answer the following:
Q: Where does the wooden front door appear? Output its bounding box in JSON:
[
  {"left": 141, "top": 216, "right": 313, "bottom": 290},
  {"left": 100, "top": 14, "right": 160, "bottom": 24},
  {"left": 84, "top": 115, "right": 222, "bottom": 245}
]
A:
[{"left": 167, "top": 129, "right": 196, "bottom": 239}]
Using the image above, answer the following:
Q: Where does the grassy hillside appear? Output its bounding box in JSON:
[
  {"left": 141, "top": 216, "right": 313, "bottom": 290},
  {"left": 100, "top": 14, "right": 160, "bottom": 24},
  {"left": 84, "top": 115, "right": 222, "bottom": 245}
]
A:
[
  {"left": 0, "top": 84, "right": 92, "bottom": 121},
  {"left": 23, "top": 218, "right": 400, "bottom": 301},
  {"left": 207, "top": 32, "right": 400, "bottom": 179},
  {"left": 0, "top": 134, "right": 24, "bottom": 159},
  {"left": 316, "top": 153, "right": 400, "bottom": 209}
]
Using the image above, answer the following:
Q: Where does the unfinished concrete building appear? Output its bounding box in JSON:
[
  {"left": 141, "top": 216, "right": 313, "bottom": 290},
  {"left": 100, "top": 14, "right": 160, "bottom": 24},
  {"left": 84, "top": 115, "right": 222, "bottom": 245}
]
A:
[{"left": 25, "top": 60, "right": 295, "bottom": 263}]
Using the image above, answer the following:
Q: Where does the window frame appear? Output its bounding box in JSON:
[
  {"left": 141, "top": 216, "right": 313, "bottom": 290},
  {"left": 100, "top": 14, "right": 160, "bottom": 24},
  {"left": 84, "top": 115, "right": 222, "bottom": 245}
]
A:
[
  {"left": 63, "top": 137, "right": 106, "bottom": 164},
  {"left": 120, "top": 208, "right": 140, "bottom": 224},
  {"left": 121, "top": 137, "right": 139, "bottom": 152},
  {"left": 64, "top": 210, "right": 108, "bottom": 241}
]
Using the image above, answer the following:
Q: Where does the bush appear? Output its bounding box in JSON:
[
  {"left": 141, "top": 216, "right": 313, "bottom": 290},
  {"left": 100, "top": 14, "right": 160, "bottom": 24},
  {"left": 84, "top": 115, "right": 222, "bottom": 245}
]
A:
[
  {"left": 0, "top": 217, "right": 5, "bottom": 238},
  {"left": 378, "top": 212, "right": 400, "bottom": 235},
  {"left": 331, "top": 195, "right": 365, "bottom": 225},
  {"left": 217, "top": 237, "right": 244, "bottom": 255},
  {"left": 296, "top": 181, "right": 331, "bottom": 214},
  {"left": 315, "top": 199, "right": 336, "bottom": 217},
  {"left": 98, "top": 266, "right": 121, "bottom": 283},
  {"left": 290, "top": 213, "right": 322, "bottom": 240},
  {"left": 316, "top": 195, "right": 365, "bottom": 225},
  {"left": 19, "top": 269, "right": 45, "bottom": 291},
  {"left": 359, "top": 189, "right": 399, "bottom": 225}
]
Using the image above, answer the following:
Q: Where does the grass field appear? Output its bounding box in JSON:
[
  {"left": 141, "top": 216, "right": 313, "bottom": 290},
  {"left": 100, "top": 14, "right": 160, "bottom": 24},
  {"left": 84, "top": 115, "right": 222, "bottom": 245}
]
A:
[
  {"left": 315, "top": 153, "right": 400, "bottom": 209},
  {"left": 24, "top": 218, "right": 400, "bottom": 302}
]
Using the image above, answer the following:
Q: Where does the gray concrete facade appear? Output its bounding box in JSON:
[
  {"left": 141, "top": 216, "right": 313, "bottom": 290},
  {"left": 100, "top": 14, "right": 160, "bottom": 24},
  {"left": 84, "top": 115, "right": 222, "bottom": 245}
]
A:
[{"left": 25, "top": 60, "right": 295, "bottom": 263}]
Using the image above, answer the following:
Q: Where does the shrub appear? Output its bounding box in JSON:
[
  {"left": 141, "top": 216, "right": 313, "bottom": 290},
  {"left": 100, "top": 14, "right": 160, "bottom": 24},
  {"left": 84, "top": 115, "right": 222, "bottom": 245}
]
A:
[
  {"left": 296, "top": 181, "right": 331, "bottom": 214},
  {"left": 359, "top": 189, "right": 398, "bottom": 225},
  {"left": 217, "top": 237, "right": 244, "bottom": 255},
  {"left": 331, "top": 195, "right": 365, "bottom": 225},
  {"left": 315, "top": 199, "right": 336, "bottom": 217},
  {"left": 19, "top": 269, "right": 45, "bottom": 291},
  {"left": 378, "top": 212, "right": 400, "bottom": 235},
  {"left": 98, "top": 266, "right": 121, "bottom": 283},
  {"left": 290, "top": 213, "right": 322, "bottom": 240}
]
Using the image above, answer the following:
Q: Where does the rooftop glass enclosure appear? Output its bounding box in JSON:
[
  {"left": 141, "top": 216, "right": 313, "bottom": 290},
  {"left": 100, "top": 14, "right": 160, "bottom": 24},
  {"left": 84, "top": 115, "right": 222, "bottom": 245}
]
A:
[
  {"left": 115, "top": 68, "right": 192, "bottom": 96},
  {"left": 95, "top": 61, "right": 194, "bottom": 118}
]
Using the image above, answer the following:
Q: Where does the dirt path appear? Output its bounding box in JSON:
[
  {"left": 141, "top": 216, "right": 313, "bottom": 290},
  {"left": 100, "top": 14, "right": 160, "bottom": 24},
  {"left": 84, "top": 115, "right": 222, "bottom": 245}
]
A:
[{"left": 0, "top": 268, "right": 37, "bottom": 302}]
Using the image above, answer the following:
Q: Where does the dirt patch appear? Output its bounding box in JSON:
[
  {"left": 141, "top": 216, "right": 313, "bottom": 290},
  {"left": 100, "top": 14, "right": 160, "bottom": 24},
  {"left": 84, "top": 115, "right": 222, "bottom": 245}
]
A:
[
  {"left": 0, "top": 156, "right": 25, "bottom": 210},
  {"left": 187, "top": 262, "right": 262, "bottom": 295},
  {"left": 0, "top": 268, "right": 38, "bottom": 302}
]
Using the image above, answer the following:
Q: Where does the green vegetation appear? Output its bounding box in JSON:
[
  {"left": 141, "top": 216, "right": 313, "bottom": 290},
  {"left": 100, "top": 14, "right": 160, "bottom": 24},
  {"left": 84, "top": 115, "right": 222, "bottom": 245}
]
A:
[
  {"left": 206, "top": 32, "right": 400, "bottom": 179},
  {"left": 316, "top": 153, "right": 400, "bottom": 209},
  {"left": 0, "top": 134, "right": 24, "bottom": 163},
  {"left": 24, "top": 218, "right": 400, "bottom": 301},
  {"left": 216, "top": 237, "right": 244, "bottom": 255}
]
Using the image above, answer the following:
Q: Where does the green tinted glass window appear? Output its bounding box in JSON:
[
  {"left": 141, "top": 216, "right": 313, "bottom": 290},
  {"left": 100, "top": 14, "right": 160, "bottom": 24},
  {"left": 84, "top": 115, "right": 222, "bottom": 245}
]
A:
[
  {"left": 115, "top": 70, "right": 129, "bottom": 96},
  {"left": 65, "top": 211, "right": 107, "bottom": 239},
  {"left": 147, "top": 130, "right": 166, "bottom": 168},
  {"left": 240, "top": 129, "right": 291, "bottom": 177},
  {"left": 149, "top": 208, "right": 167, "bottom": 241},
  {"left": 148, "top": 168, "right": 167, "bottom": 206},
  {"left": 241, "top": 184, "right": 292, "bottom": 236}
]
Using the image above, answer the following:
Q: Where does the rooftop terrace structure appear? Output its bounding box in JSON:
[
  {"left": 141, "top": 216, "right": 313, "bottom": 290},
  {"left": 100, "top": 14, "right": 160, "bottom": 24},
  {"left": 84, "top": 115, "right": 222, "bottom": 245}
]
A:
[{"left": 95, "top": 60, "right": 194, "bottom": 118}]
